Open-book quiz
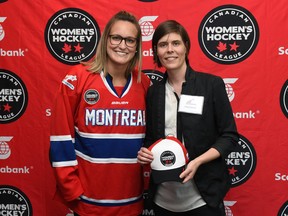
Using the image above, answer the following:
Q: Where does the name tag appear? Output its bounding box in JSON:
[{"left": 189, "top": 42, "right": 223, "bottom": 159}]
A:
[{"left": 178, "top": 95, "right": 204, "bottom": 115}]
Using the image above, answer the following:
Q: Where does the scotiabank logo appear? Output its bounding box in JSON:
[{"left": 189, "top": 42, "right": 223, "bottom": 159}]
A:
[
  {"left": 223, "top": 78, "right": 238, "bottom": 102},
  {"left": 139, "top": 16, "right": 158, "bottom": 42},
  {"left": 0, "top": 17, "right": 6, "bottom": 41},
  {"left": 45, "top": 8, "right": 100, "bottom": 65},
  {"left": 224, "top": 201, "right": 237, "bottom": 216},
  {"left": 0, "top": 136, "right": 12, "bottom": 159}
]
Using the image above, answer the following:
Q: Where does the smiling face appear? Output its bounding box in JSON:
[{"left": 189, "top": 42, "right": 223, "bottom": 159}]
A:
[
  {"left": 156, "top": 32, "right": 187, "bottom": 72},
  {"left": 106, "top": 20, "right": 138, "bottom": 70}
]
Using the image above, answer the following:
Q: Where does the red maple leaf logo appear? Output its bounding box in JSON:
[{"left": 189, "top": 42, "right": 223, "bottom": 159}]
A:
[
  {"left": 229, "top": 41, "right": 240, "bottom": 52},
  {"left": 62, "top": 43, "right": 72, "bottom": 53},
  {"left": 216, "top": 41, "right": 227, "bottom": 52},
  {"left": 74, "top": 43, "right": 83, "bottom": 53}
]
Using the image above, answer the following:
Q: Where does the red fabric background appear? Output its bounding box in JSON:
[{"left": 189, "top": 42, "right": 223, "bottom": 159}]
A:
[{"left": 0, "top": 0, "right": 287, "bottom": 215}]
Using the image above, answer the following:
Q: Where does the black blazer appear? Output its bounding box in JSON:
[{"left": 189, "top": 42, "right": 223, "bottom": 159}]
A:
[{"left": 144, "top": 65, "right": 239, "bottom": 208}]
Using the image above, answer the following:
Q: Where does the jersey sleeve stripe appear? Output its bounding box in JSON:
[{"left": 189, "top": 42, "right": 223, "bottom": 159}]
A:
[
  {"left": 76, "top": 150, "right": 137, "bottom": 164},
  {"left": 75, "top": 127, "right": 145, "bottom": 139},
  {"left": 52, "top": 160, "right": 78, "bottom": 167}
]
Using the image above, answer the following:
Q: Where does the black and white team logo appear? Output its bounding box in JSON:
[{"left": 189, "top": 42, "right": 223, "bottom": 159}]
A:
[
  {"left": 160, "top": 151, "right": 175, "bottom": 167},
  {"left": 280, "top": 80, "right": 288, "bottom": 118},
  {"left": 84, "top": 89, "right": 100, "bottom": 105},
  {"left": 0, "top": 69, "right": 28, "bottom": 124},
  {"left": 45, "top": 8, "right": 100, "bottom": 65},
  {"left": 226, "top": 134, "right": 257, "bottom": 187},
  {"left": 198, "top": 5, "right": 259, "bottom": 64},
  {"left": 143, "top": 69, "right": 163, "bottom": 84},
  {"left": 278, "top": 201, "right": 288, "bottom": 216},
  {"left": 0, "top": 185, "right": 33, "bottom": 216}
]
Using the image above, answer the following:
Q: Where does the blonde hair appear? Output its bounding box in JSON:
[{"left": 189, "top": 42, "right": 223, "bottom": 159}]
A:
[{"left": 83, "top": 11, "right": 143, "bottom": 82}]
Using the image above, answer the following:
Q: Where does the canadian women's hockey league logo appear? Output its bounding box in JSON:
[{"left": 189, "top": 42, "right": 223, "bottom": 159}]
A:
[
  {"left": 0, "top": 69, "right": 28, "bottom": 123},
  {"left": 198, "top": 4, "right": 259, "bottom": 64},
  {"left": 45, "top": 8, "right": 100, "bottom": 65},
  {"left": 226, "top": 134, "right": 257, "bottom": 187},
  {"left": 0, "top": 185, "right": 32, "bottom": 216},
  {"left": 280, "top": 80, "right": 288, "bottom": 118},
  {"left": 278, "top": 201, "right": 288, "bottom": 216},
  {"left": 143, "top": 70, "right": 163, "bottom": 84}
]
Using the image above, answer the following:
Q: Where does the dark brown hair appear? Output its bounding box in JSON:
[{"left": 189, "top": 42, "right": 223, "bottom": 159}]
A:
[{"left": 152, "top": 20, "right": 190, "bottom": 67}]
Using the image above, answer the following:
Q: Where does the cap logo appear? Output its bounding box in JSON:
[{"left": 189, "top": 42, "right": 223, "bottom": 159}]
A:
[{"left": 160, "top": 151, "right": 176, "bottom": 167}]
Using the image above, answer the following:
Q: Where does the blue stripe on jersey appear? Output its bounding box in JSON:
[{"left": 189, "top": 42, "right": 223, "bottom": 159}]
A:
[
  {"left": 75, "top": 132, "right": 143, "bottom": 159},
  {"left": 50, "top": 140, "right": 76, "bottom": 162}
]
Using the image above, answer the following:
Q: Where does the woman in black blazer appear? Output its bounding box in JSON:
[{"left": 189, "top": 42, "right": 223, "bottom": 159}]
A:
[{"left": 137, "top": 20, "right": 239, "bottom": 216}]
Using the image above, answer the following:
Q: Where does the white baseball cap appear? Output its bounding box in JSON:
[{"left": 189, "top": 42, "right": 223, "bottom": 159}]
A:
[{"left": 148, "top": 136, "right": 189, "bottom": 184}]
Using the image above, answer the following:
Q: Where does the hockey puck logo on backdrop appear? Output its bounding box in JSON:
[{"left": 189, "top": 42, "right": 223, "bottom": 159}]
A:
[
  {"left": 45, "top": 8, "right": 100, "bottom": 65},
  {"left": 226, "top": 134, "right": 257, "bottom": 187},
  {"left": 280, "top": 80, "right": 288, "bottom": 118},
  {"left": 0, "top": 185, "right": 32, "bottom": 216},
  {"left": 198, "top": 5, "right": 259, "bottom": 64},
  {"left": 84, "top": 89, "right": 100, "bottom": 105},
  {"left": 0, "top": 69, "right": 28, "bottom": 124}
]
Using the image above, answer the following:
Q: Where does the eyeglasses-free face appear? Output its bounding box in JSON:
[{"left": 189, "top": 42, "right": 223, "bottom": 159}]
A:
[{"left": 109, "top": 34, "right": 138, "bottom": 48}]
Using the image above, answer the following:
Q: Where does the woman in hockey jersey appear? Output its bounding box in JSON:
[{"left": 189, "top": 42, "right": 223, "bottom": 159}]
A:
[{"left": 50, "top": 11, "right": 150, "bottom": 216}]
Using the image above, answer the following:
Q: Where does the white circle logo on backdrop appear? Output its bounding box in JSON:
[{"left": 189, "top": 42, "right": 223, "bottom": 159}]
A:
[
  {"left": 45, "top": 8, "right": 100, "bottom": 65},
  {"left": 198, "top": 5, "right": 259, "bottom": 64}
]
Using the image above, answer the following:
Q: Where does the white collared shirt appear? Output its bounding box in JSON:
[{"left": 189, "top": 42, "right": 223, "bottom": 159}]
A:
[{"left": 154, "top": 80, "right": 206, "bottom": 212}]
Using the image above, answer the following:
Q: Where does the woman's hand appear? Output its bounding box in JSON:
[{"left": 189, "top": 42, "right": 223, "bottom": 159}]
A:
[
  {"left": 180, "top": 147, "right": 221, "bottom": 183},
  {"left": 137, "top": 147, "right": 154, "bottom": 165},
  {"left": 179, "top": 159, "right": 201, "bottom": 183}
]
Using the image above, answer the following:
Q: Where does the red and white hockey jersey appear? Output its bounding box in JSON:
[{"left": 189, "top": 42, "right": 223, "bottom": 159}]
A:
[{"left": 50, "top": 64, "right": 150, "bottom": 216}]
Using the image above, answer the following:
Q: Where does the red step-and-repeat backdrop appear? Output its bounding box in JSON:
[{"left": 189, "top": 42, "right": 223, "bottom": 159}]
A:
[{"left": 1, "top": 0, "right": 287, "bottom": 215}]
